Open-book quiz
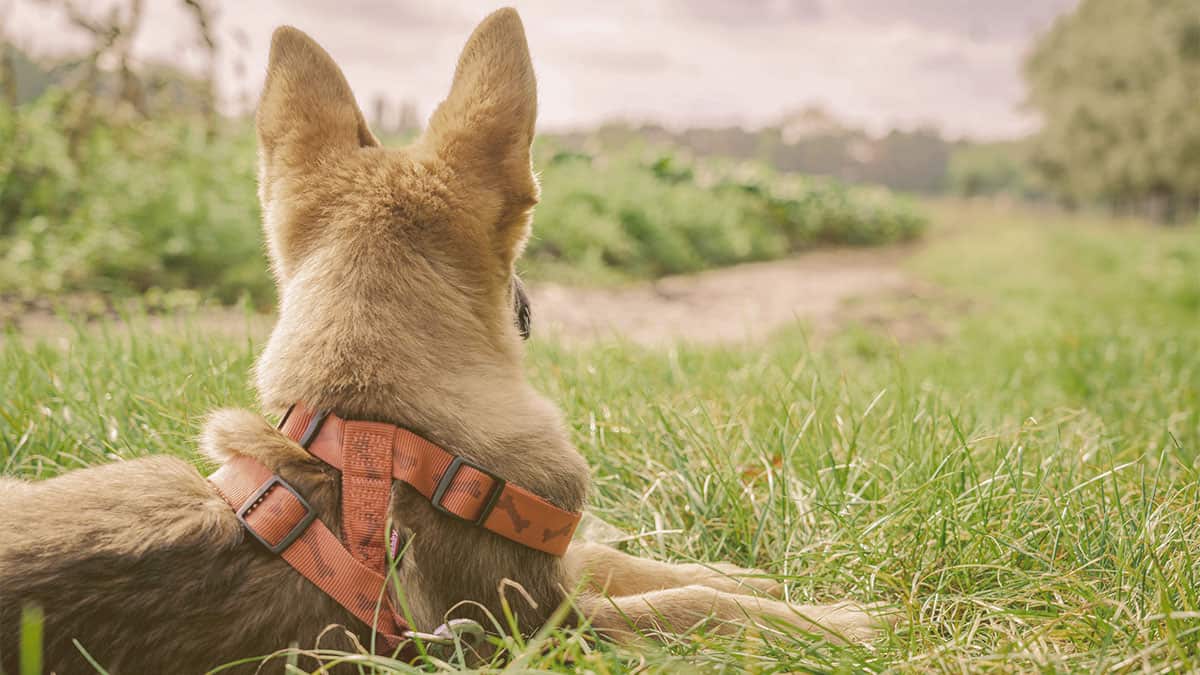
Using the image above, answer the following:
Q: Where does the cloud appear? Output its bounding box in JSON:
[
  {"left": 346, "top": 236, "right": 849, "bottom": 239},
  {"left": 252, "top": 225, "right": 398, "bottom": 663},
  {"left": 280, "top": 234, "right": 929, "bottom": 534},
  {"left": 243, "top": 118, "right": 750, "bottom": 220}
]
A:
[
  {"left": 836, "top": 0, "right": 1079, "bottom": 42},
  {"left": 284, "top": 0, "right": 474, "bottom": 31},
  {"left": 677, "top": 0, "right": 825, "bottom": 27},
  {"left": 3, "top": 0, "right": 1080, "bottom": 139}
]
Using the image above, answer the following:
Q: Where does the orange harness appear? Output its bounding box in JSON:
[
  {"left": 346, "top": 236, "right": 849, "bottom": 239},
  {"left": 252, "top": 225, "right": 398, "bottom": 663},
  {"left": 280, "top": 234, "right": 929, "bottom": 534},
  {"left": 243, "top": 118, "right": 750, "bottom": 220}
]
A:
[{"left": 208, "top": 404, "right": 582, "bottom": 654}]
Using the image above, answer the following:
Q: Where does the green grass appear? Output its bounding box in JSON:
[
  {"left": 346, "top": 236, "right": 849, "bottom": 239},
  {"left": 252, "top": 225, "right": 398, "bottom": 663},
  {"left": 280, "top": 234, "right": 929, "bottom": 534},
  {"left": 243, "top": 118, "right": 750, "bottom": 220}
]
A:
[{"left": 2, "top": 201, "right": 1199, "bottom": 672}]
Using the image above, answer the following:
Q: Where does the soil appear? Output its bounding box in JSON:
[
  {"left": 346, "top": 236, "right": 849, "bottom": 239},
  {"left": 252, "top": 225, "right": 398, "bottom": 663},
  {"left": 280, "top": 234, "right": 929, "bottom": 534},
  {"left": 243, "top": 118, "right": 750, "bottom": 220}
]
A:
[
  {"left": 527, "top": 247, "right": 923, "bottom": 345},
  {"left": 5, "top": 246, "right": 940, "bottom": 347}
]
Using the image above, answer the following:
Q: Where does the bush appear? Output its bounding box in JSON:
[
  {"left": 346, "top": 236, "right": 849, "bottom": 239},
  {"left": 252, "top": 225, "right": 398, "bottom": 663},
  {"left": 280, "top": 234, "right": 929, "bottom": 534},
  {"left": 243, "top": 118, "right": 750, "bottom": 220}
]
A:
[
  {"left": 947, "top": 141, "right": 1045, "bottom": 200},
  {"left": 0, "top": 92, "right": 268, "bottom": 307},
  {"left": 0, "top": 93, "right": 927, "bottom": 306},
  {"left": 526, "top": 144, "right": 925, "bottom": 279}
]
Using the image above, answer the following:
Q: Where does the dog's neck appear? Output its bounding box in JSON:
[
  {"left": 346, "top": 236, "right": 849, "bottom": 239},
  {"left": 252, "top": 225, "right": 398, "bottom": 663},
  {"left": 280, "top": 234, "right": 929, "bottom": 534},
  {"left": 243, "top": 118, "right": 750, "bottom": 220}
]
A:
[
  {"left": 249, "top": 326, "right": 585, "bottom": 511},
  {"left": 244, "top": 259, "right": 590, "bottom": 517},
  {"left": 254, "top": 287, "right": 550, "bottom": 464}
]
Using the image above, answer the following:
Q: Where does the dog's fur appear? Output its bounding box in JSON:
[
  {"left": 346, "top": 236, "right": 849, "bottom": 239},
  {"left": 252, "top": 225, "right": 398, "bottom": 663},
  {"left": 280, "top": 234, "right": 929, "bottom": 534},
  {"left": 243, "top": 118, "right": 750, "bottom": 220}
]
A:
[{"left": 0, "top": 9, "right": 887, "bottom": 673}]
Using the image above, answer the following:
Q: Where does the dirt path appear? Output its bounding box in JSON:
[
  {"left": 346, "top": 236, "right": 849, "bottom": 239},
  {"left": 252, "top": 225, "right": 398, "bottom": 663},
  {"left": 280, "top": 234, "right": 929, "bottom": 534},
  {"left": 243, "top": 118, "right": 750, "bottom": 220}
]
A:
[
  {"left": 7, "top": 247, "right": 923, "bottom": 347},
  {"left": 527, "top": 247, "right": 918, "bottom": 345}
]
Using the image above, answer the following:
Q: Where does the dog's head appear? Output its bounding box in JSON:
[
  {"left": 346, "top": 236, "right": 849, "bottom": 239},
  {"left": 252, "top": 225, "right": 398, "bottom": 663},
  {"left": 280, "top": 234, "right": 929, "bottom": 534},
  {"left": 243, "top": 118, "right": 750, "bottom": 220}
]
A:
[{"left": 254, "top": 9, "right": 538, "bottom": 411}]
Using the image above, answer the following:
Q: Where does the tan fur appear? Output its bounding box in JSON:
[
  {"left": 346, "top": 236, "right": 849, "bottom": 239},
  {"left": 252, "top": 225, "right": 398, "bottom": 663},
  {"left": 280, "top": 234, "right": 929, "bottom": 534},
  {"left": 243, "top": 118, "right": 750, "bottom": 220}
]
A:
[
  {"left": 582, "top": 587, "right": 885, "bottom": 644},
  {"left": 566, "top": 540, "right": 785, "bottom": 598},
  {"left": 0, "top": 8, "right": 889, "bottom": 672}
]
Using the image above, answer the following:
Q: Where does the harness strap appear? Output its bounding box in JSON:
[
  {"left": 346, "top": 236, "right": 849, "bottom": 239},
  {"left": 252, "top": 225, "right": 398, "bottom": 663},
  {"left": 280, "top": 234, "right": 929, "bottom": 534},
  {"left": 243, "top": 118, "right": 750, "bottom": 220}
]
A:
[
  {"left": 339, "top": 419, "right": 394, "bottom": 571},
  {"left": 209, "top": 455, "right": 409, "bottom": 653},
  {"left": 280, "top": 405, "right": 581, "bottom": 557},
  {"left": 206, "top": 405, "right": 582, "bottom": 655}
]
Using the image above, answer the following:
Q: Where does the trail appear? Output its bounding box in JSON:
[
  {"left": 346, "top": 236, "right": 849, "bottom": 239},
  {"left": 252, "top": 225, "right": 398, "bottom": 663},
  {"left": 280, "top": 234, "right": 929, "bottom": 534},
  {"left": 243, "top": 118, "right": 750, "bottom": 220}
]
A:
[
  {"left": 527, "top": 246, "right": 922, "bottom": 345},
  {"left": 7, "top": 247, "right": 929, "bottom": 346}
]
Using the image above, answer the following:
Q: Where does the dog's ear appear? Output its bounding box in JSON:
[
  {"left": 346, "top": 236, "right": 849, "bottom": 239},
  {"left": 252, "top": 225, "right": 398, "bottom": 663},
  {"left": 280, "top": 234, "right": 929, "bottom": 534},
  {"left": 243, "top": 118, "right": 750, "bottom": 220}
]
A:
[
  {"left": 422, "top": 8, "right": 539, "bottom": 265},
  {"left": 257, "top": 26, "right": 377, "bottom": 167},
  {"left": 256, "top": 26, "right": 378, "bottom": 280}
]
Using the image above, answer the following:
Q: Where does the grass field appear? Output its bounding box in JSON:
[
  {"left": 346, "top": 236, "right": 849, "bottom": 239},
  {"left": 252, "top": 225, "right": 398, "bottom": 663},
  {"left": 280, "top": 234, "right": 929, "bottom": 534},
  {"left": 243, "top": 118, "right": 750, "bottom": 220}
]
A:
[{"left": 2, "top": 201, "right": 1199, "bottom": 672}]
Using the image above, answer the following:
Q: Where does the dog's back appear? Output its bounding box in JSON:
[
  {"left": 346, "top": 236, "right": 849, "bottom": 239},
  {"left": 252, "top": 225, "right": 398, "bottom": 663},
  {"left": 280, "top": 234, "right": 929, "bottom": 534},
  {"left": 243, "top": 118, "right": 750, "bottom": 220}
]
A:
[
  {"left": 1, "top": 10, "right": 590, "bottom": 671},
  {"left": 0, "top": 457, "right": 291, "bottom": 672}
]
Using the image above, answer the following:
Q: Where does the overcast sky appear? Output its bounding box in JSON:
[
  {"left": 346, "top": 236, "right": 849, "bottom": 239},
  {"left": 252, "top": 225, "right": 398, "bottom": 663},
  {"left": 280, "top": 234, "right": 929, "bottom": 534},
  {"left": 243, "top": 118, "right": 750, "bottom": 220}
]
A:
[{"left": 4, "top": 0, "right": 1079, "bottom": 139}]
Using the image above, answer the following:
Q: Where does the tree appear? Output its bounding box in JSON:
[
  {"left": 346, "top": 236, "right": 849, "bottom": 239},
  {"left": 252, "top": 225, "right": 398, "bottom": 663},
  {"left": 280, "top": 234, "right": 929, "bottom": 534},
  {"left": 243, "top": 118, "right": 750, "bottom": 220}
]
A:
[{"left": 1025, "top": 0, "right": 1200, "bottom": 221}]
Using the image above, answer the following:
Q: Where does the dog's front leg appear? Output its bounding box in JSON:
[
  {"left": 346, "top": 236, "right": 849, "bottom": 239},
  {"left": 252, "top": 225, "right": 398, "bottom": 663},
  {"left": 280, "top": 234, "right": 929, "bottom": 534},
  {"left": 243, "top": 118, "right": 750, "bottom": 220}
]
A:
[
  {"left": 576, "top": 585, "right": 890, "bottom": 645},
  {"left": 565, "top": 541, "right": 783, "bottom": 598},
  {"left": 566, "top": 542, "right": 895, "bottom": 644},
  {"left": 0, "top": 477, "right": 30, "bottom": 494}
]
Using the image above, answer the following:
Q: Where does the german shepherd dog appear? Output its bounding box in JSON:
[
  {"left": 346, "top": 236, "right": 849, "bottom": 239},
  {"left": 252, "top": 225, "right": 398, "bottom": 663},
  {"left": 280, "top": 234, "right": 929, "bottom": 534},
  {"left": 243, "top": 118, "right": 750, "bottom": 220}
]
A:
[{"left": 0, "top": 8, "right": 889, "bottom": 672}]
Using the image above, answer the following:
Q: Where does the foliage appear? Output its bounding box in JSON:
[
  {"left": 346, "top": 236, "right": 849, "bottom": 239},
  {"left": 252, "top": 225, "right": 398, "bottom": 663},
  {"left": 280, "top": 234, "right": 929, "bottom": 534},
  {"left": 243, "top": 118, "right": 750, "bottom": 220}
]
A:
[
  {"left": 0, "top": 91, "right": 265, "bottom": 306},
  {"left": 526, "top": 144, "right": 925, "bottom": 281},
  {"left": 552, "top": 109, "right": 957, "bottom": 195},
  {"left": 3, "top": 204, "right": 1200, "bottom": 671},
  {"left": 0, "top": 92, "right": 926, "bottom": 305},
  {"left": 946, "top": 140, "right": 1045, "bottom": 199},
  {"left": 1026, "top": 0, "right": 1200, "bottom": 220}
]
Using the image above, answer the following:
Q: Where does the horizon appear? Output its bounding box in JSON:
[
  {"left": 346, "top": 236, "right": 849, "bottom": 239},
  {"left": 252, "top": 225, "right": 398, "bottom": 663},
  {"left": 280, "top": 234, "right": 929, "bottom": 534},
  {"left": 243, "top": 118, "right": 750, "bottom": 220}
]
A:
[{"left": 4, "top": 0, "right": 1079, "bottom": 140}]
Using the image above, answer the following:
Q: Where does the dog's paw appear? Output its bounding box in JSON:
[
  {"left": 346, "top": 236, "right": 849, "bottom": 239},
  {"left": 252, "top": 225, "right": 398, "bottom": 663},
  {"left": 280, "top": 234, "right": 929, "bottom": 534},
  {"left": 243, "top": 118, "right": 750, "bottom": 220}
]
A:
[{"left": 788, "top": 600, "right": 899, "bottom": 644}]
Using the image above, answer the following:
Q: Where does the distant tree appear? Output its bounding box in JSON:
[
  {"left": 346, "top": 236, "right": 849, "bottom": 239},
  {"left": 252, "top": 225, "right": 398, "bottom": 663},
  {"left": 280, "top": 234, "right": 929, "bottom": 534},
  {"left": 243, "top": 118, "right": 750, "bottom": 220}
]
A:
[
  {"left": 1, "top": 45, "right": 15, "bottom": 107},
  {"left": 756, "top": 107, "right": 941, "bottom": 190},
  {"left": 1026, "top": 0, "right": 1200, "bottom": 221},
  {"left": 861, "top": 128, "right": 952, "bottom": 193},
  {"left": 947, "top": 141, "right": 1044, "bottom": 199},
  {"left": 544, "top": 107, "right": 956, "bottom": 194}
]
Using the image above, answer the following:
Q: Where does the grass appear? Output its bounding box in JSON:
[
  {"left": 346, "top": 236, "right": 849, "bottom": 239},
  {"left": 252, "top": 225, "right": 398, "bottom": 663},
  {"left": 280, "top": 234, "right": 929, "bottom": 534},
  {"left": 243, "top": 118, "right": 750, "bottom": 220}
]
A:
[{"left": 2, "top": 200, "right": 1199, "bottom": 672}]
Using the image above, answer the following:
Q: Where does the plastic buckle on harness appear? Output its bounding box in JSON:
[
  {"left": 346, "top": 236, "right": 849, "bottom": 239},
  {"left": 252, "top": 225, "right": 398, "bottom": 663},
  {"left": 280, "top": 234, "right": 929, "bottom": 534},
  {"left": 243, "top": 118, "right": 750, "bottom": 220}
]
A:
[
  {"left": 431, "top": 456, "right": 506, "bottom": 526},
  {"left": 236, "top": 476, "right": 316, "bottom": 555},
  {"left": 405, "top": 619, "right": 487, "bottom": 657}
]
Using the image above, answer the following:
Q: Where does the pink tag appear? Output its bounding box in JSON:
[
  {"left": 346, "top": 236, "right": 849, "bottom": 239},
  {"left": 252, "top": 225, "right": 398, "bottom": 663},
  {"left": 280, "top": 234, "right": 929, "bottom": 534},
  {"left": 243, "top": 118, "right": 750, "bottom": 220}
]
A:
[{"left": 389, "top": 526, "right": 403, "bottom": 560}]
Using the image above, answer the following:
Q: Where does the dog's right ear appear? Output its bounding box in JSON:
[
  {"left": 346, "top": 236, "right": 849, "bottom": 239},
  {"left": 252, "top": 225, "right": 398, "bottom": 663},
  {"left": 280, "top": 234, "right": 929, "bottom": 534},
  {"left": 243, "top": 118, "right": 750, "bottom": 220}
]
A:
[
  {"left": 421, "top": 8, "right": 539, "bottom": 270},
  {"left": 422, "top": 9, "right": 537, "bottom": 191}
]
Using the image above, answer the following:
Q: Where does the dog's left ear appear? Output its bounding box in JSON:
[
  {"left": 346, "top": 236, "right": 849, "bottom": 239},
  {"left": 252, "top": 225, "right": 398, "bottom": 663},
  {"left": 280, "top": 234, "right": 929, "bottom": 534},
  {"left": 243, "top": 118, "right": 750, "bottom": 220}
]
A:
[
  {"left": 256, "top": 27, "right": 378, "bottom": 280},
  {"left": 257, "top": 26, "right": 378, "bottom": 168},
  {"left": 422, "top": 8, "right": 539, "bottom": 266}
]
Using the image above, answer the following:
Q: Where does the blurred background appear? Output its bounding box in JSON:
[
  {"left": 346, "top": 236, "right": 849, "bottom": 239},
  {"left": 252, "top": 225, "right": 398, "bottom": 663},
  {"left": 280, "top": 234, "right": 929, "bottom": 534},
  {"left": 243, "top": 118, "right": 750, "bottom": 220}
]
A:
[{"left": 0, "top": 0, "right": 1196, "bottom": 331}]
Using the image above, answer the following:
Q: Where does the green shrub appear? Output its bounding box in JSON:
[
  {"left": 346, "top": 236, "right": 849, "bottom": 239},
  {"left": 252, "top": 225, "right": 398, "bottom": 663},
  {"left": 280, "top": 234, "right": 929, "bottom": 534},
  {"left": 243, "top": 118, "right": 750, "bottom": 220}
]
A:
[
  {"left": 525, "top": 144, "right": 925, "bottom": 280},
  {"left": 0, "top": 92, "right": 268, "bottom": 307},
  {"left": 0, "top": 93, "right": 927, "bottom": 305}
]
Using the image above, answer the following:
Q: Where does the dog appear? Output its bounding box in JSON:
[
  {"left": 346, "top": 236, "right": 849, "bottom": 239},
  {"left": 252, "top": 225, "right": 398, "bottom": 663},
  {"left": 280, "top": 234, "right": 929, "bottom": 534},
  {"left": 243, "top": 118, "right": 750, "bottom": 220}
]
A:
[{"left": 0, "top": 8, "right": 889, "bottom": 672}]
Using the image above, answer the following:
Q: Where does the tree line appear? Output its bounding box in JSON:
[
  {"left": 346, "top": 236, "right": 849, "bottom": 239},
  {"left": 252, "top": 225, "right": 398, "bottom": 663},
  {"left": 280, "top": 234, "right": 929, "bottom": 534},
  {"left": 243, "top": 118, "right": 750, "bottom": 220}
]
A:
[
  {"left": 1026, "top": 0, "right": 1200, "bottom": 223},
  {"left": 4, "top": 0, "right": 1197, "bottom": 222}
]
